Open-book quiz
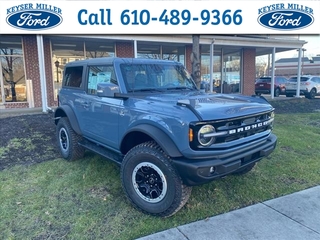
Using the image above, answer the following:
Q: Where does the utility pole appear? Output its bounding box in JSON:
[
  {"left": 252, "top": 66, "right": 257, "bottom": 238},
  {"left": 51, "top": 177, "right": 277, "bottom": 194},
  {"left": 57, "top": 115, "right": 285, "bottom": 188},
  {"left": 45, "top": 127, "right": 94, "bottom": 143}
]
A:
[{"left": 191, "top": 35, "right": 201, "bottom": 88}]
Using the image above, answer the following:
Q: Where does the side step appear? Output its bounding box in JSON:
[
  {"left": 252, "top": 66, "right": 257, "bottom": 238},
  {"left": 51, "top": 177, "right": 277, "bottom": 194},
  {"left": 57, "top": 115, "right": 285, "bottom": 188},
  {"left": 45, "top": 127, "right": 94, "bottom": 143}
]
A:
[{"left": 79, "top": 140, "right": 123, "bottom": 165}]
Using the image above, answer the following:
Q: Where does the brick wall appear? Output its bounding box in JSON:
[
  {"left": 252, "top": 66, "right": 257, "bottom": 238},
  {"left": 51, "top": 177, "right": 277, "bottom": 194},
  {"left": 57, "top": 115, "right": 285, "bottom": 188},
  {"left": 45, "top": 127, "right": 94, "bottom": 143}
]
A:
[
  {"left": 23, "top": 35, "right": 42, "bottom": 108},
  {"left": 4, "top": 102, "right": 29, "bottom": 109},
  {"left": 115, "top": 42, "right": 134, "bottom": 57},
  {"left": 43, "top": 38, "right": 57, "bottom": 107},
  {"left": 242, "top": 48, "right": 256, "bottom": 96}
]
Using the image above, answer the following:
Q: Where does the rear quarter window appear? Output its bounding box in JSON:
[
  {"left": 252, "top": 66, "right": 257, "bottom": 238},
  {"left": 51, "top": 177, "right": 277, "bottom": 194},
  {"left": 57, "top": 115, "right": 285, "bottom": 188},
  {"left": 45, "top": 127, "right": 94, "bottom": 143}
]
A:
[{"left": 63, "top": 66, "right": 84, "bottom": 88}]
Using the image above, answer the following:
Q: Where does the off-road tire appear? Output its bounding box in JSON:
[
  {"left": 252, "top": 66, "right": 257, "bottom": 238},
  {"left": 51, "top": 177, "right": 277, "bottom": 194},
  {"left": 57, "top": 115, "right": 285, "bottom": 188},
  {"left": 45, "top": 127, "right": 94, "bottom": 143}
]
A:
[
  {"left": 232, "top": 162, "right": 256, "bottom": 175},
  {"left": 121, "top": 141, "right": 192, "bottom": 217},
  {"left": 56, "top": 117, "right": 85, "bottom": 161}
]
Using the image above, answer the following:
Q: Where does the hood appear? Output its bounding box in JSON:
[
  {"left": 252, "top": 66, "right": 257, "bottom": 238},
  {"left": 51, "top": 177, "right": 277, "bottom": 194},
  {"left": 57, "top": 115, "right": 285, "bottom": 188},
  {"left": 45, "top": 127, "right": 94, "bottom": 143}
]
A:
[{"left": 140, "top": 91, "right": 273, "bottom": 120}]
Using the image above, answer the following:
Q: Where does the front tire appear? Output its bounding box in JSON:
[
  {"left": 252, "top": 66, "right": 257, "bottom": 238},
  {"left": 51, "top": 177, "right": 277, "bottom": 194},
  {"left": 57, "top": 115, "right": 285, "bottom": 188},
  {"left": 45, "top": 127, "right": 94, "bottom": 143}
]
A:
[
  {"left": 306, "top": 88, "right": 316, "bottom": 99},
  {"left": 56, "top": 117, "right": 85, "bottom": 161},
  {"left": 121, "top": 141, "right": 192, "bottom": 217}
]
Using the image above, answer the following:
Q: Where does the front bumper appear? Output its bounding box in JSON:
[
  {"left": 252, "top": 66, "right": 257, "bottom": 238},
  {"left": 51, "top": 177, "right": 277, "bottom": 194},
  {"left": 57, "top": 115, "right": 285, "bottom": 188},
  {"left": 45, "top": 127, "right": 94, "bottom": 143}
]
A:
[
  {"left": 255, "top": 89, "right": 271, "bottom": 94},
  {"left": 172, "top": 133, "right": 277, "bottom": 186}
]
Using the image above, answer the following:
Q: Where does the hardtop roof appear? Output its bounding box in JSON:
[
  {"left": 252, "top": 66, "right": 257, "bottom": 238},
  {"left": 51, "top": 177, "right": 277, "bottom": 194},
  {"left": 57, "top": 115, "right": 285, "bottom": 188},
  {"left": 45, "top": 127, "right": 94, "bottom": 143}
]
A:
[{"left": 65, "top": 57, "right": 180, "bottom": 67}]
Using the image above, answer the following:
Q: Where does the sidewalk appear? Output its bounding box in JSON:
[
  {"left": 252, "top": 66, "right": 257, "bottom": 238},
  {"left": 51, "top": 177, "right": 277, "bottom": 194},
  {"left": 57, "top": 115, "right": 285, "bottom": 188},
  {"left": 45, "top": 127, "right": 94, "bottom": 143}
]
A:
[{"left": 137, "top": 185, "right": 320, "bottom": 240}]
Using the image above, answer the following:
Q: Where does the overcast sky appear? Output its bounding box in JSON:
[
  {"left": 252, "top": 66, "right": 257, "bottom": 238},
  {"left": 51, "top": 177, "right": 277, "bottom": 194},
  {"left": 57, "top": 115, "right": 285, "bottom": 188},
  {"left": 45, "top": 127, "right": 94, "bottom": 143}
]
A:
[{"left": 276, "top": 35, "right": 320, "bottom": 59}]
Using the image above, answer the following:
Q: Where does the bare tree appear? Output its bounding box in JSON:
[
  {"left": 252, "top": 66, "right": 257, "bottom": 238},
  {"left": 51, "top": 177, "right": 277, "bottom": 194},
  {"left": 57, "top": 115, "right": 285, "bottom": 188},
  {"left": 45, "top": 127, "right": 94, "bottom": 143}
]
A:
[
  {"left": 138, "top": 53, "right": 177, "bottom": 61},
  {"left": 1, "top": 49, "right": 25, "bottom": 102},
  {"left": 256, "top": 56, "right": 268, "bottom": 77},
  {"left": 86, "top": 51, "right": 111, "bottom": 58},
  {"left": 191, "top": 35, "right": 201, "bottom": 88}
]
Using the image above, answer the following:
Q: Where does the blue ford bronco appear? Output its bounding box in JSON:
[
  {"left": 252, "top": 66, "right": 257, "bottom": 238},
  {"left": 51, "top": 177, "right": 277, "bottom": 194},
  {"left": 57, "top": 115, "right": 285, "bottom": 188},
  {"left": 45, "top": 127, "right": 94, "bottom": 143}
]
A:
[{"left": 54, "top": 57, "right": 277, "bottom": 217}]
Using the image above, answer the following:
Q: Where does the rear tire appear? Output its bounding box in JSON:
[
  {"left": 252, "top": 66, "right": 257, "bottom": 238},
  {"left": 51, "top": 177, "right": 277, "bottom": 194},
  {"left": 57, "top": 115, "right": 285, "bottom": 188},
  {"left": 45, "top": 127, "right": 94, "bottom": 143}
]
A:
[
  {"left": 121, "top": 141, "right": 192, "bottom": 217},
  {"left": 56, "top": 117, "right": 85, "bottom": 161},
  {"left": 274, "top": 88, "right": 280, "bottom": 97}
]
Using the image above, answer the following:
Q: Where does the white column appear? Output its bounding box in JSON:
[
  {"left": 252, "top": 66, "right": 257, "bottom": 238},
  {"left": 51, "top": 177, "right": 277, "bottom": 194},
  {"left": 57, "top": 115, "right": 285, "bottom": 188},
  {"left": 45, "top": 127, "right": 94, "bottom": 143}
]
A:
[
  {"left": 134, "top": 40, "right": 137, "bottom": 58},
  {"left": 26, "top": 79, "right": 34, "bottom": 108},
  {"left": 36, "top": 35, "right": 48, "bottom": 112},
  {"left": 270, "top": 47, "right": 276, "bottom": 99},
  {"left": 296, "top": 48, "right": 302, "bottom": 97},
  {"left": 209, "top": 40, "right": 215, "bottom": 92}
]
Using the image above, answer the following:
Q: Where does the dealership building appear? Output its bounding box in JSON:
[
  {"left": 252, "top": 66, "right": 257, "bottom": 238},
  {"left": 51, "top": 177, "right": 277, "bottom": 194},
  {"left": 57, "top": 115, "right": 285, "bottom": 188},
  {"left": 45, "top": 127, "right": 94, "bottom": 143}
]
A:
[{"left": 0, "top": 34, "right": 306, "bottom": 111}]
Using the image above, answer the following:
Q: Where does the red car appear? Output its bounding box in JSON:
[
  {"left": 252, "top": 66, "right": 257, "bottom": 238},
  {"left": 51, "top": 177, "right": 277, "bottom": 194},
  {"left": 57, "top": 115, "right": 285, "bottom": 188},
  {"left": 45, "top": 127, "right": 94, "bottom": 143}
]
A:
[{"left": 255, "top": 76, "right": 288, "bottom": 97}]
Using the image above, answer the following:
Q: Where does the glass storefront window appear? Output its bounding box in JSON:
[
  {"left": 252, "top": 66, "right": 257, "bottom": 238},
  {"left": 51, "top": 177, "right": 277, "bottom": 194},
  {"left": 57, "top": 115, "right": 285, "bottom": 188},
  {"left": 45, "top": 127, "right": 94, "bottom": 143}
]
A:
[
  {"left": 137, "top": 44, "right": 185, "bottom": 64},
  {"left": 0, "top": 36, "right": 26, "bottom": 103},
  {"left": 137, "top": 43, "right": 161, "bottom": 59},
  {"left": 222, "top": 53, "right": 241, "bottom": 94},
  {"left": 85, "top": 40, "right": 115, "bottom": 59},
  {"left": 201, "top": 54, "right": 221, "bottom": 93},
  {"left": 51, "top": 37, "right": 115, "bottom": 100}
]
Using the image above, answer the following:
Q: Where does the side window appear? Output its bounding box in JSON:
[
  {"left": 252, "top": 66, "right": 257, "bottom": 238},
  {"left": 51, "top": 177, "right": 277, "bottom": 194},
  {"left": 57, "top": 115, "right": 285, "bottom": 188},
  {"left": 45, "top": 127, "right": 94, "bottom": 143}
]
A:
[
  {"left": 63, "top": 66, "right": 83, "bottom": 88},
  {"left": 87, "top": 65, "right": 117, "bottom": 95}
]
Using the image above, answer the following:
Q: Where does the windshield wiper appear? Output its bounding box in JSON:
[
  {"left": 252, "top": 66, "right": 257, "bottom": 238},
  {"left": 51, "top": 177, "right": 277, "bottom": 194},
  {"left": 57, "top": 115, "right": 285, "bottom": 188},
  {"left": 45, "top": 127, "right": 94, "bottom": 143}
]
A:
[
  {"left": 129, "top": 88, "right": 165, "bottom": 92},
  {"left": 166, "top": 86, "right": 196, "bottom": 90}
]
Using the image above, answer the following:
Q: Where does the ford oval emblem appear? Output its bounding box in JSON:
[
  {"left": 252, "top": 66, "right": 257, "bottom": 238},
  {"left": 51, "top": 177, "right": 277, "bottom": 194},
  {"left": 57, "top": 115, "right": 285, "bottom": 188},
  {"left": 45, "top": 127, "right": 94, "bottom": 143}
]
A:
[
  {"left": 6, "top": 10, "right": 62, "bottom": 30},
  {"left": 258, "top": 10, "right": 314, "bottom": 30}
]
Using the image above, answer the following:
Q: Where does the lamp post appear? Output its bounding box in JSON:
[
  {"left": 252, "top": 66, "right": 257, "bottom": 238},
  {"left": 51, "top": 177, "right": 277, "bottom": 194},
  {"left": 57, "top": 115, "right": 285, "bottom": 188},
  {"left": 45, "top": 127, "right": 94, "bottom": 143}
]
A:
[{"left": 54, "top": 60, "right": 60, "bottom": 82}]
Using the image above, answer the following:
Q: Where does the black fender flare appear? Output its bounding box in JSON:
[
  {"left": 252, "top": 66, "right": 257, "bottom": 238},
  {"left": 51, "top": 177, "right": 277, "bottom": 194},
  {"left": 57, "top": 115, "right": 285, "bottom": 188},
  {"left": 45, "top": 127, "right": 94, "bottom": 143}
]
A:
[
  {"left": 123, "top": 124, "right": 183, "bottom": 158},
  {"left": 54, "top": 105, "right": 82, "bottom": 135}
]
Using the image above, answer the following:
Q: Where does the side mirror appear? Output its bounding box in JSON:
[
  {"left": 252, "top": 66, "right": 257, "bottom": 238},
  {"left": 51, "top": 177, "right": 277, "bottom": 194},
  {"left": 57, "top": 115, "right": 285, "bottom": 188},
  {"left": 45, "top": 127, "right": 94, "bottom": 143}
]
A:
[{"left": 97, "top": 83, "right": 119, "bottom": 97}]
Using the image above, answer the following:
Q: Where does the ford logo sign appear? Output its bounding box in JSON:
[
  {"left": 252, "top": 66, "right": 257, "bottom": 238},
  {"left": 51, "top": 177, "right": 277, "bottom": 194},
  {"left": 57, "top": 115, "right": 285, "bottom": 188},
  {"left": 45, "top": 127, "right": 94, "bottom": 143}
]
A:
[
  {"left": 258, "top": 10, "right": 314, "bottom": 30},
  {"left": 6, "top": 10, "right": 62, "bottom": 30}
]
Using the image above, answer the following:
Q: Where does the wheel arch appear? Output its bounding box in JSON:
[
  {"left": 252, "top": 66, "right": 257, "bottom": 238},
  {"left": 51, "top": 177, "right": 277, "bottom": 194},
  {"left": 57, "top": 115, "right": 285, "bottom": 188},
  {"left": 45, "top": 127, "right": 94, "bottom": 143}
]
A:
[
  {"left": 120, "top": 124, "right": 183, "bottom": 158},
  {"left": 54, "top": 106, "right": 81, "bottom": 135}
]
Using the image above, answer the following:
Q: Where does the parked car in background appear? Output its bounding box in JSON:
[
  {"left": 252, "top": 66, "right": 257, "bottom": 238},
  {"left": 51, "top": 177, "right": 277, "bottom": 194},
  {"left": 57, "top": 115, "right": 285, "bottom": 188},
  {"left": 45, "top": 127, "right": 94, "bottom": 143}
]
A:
[
  {"left": 255, "top": 76, "right": 288, "bottom": 97},
  {"left": 285, "top": 75, "right": 320, "bottom": 99}
]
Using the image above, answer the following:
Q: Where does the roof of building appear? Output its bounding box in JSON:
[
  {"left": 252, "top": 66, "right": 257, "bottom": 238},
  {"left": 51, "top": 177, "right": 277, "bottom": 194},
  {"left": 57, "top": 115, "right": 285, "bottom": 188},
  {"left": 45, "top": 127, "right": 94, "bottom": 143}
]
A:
[{"left": 275, "top": 57, "right": 310, "bottom": 63}]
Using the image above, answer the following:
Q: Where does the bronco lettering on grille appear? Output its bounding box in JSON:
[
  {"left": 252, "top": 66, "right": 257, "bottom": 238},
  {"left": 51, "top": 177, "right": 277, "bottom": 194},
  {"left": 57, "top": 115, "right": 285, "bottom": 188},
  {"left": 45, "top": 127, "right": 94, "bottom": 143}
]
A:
[{"left": 228, "top": 120, "right": 271, "bottom": 135}]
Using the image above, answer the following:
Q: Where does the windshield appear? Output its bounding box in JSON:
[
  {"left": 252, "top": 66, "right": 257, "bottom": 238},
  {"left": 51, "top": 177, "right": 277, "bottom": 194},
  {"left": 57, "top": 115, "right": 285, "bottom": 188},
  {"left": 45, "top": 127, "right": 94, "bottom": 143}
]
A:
[{"left": 120, "top": 63, "right": 197, "bottom": 92}]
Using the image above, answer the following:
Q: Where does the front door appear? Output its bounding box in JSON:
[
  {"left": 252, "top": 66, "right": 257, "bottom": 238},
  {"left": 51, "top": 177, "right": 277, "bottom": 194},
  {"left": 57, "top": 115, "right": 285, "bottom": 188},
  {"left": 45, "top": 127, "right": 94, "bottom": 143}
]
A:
[{"left": 79, "top": 64, "right": 122, "bottom": 149}]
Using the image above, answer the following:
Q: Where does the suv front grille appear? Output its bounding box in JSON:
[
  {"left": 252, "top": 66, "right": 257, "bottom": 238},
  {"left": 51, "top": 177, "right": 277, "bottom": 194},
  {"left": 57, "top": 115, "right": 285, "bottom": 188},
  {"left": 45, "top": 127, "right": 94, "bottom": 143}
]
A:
[{"left": 190, "top": 111, "right": 274, "bottom": 149}]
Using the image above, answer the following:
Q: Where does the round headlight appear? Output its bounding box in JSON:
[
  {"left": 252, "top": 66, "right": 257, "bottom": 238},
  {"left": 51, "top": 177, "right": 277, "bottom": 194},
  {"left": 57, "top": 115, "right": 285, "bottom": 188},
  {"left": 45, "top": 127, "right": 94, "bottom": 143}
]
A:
[{"left": 198, "top": 125, "right": 215, "bottom": 146}]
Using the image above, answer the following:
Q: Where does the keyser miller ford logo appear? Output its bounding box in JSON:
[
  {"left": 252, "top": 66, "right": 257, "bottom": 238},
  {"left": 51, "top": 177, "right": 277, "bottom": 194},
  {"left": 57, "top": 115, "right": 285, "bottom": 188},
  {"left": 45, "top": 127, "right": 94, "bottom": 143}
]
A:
[
  {"left": 6, "top": 3, "right": 62, "bottom": 30},
  {"left": 258, "top": 3, "right": 314, "bottom": 30}
]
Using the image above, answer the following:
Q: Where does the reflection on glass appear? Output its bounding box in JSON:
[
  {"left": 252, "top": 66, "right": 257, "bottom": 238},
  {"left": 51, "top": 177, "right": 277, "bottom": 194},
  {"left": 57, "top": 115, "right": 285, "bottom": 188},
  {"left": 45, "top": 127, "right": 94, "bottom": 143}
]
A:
[
  {"left": 0, "top": 46, "right": 26, "bottom": 102},
  {"left": 120, "top": 63, "right": 196, "bottom": 92},
  {"left": 223, "top": 53, "right": 241, "bottom": 94},
  {"left": 51, "top": 38, "right": 115, "bottom": 100}
]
